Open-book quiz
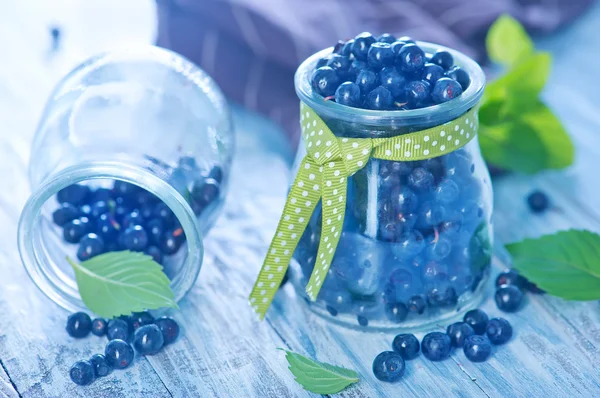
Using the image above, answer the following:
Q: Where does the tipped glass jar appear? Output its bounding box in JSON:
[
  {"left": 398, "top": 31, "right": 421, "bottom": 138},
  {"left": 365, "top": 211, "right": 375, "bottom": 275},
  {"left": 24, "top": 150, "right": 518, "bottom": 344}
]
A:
[
  {"left": 18, "top": 47, "right": 234, "bottom": 312},
  {"left": 290, "top": 42, "right": 492, "bottom": 330}
]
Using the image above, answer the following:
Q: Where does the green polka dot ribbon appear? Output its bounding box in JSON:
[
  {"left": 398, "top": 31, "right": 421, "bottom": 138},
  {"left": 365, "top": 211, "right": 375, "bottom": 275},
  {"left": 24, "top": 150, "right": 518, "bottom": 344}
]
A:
[{"left": 249, "top": 102, "right": 479, "bottom": 319}]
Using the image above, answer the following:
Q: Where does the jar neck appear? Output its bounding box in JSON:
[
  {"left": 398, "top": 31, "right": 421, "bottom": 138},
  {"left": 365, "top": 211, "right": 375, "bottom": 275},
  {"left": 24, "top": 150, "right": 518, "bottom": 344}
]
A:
[{"left": 18, "top": 161, "right": 203, "bottom": 312}]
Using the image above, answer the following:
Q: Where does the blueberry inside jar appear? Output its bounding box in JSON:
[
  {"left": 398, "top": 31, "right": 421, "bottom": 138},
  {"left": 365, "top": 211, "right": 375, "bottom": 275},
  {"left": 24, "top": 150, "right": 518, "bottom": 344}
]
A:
[{"left": 291, "top": 34, "right": 491, "bottom": 330}]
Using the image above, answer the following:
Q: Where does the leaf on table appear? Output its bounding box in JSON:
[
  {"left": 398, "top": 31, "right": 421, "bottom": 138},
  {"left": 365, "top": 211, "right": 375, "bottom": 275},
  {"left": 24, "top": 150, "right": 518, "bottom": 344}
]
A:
[
  {"left": 506, "top": 230, "right": 600, "bottom": 300},
  {"left": 486, "top": 14, "right": 534, "bottom": 68},
  {"left": 281, "top": 349, "right": 359, "bottom": 394},
  {"left": 67, "top": 251, "right": 177, "bottom": 318},
  {"left": 479, "top": 100, "right": 573, "bottom": 173}
]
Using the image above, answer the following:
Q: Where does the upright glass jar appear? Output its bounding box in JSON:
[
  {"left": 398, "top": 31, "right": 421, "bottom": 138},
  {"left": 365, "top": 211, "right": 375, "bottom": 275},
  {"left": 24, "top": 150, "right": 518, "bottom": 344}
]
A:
[
  {"left": 18, "top": 46, "right": 234, "bottom": 312},
  {"left": 290, "top": 42, "right": 492, "bottom": 330}
]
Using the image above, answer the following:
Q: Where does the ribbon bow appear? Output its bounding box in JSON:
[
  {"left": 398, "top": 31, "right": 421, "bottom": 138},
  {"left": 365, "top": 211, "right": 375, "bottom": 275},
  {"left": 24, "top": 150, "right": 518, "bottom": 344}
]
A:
[{"left": 249, "top": 102, "right": 479, "bottom": 319}]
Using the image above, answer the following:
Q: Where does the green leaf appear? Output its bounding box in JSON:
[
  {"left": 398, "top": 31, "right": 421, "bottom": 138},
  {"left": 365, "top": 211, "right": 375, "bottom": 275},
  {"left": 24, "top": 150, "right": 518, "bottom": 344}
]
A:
[
  {"left": 507, "top": 230, "right": 600, "bottom": 300},
  {"left": 486, "top": 14, "right": 534, "bottom": 68},
  {"left": 479, "top": 100, "right": 573, "bottom": 173},
  {"left": 67, "top": 251, "right": 178, "bottom": 318},
  {"left": 281, "top": 349, "right": 359, "bottom": 394}
]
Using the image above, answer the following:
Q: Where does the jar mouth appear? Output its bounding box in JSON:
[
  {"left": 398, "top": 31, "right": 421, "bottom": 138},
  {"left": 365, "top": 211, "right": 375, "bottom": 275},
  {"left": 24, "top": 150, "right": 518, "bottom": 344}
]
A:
[
  {"left": 18, "top": 161, "right": 204, "bottom": 313},
  {"left": 294, "top": 41, "right": 486, "bottom": 127}
]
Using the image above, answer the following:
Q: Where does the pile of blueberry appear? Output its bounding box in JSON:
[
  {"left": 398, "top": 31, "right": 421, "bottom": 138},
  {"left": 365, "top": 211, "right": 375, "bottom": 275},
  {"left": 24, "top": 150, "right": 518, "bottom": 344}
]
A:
[
  {"left": 311, "top": 33, "right": 470, "bottom": 110},
  {"left": 372, "top": 309, "right": 512, "bottom": 382},
  {"left": 66, "top": 311, "right": 180, "bottom": 386},
  {"left": 294, "top": 147, "right": 491, "bottom": 326},
  {"left": 51, "top": 158, "right": 222, "bottom": 264}
]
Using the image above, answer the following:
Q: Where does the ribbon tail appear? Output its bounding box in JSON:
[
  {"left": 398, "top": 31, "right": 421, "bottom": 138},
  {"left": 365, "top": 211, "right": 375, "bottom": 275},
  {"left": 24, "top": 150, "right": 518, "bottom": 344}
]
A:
[
  {"left": 249, "top": 156, "right": 321, "bottom": 319},
  {"left": 306, "top": 162, "right": 347, "bottom": 301}
]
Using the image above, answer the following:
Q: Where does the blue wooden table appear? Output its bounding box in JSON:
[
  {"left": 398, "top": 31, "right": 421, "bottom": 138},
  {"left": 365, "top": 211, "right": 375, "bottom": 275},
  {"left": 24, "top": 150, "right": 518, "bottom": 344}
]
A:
[{"left": 1, "top": 1, "right": 600, "bottom": 397}]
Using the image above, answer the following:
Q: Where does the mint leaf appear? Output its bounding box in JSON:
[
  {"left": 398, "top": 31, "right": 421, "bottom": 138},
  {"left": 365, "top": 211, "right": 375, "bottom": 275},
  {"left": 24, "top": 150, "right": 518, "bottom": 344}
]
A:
[
  {"left": 507, "top": 230, "right": 600, "bottom": 300},
  {"left": 281, "top": 349, "right": 359, "bottom": 394},
  {"left": 67, "top": 251, "right": 177, "bottom": 318},
  {"left": 486, "top": 14, "right": 534, "bottom": 68}
]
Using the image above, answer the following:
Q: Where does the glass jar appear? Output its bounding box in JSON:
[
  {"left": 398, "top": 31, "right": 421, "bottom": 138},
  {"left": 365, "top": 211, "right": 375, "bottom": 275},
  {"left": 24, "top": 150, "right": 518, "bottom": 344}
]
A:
[
  {"left": 290, "top": 42, "right": 492, "bottom": 330},
  {"left": 18, "top": 46, "right": 234, "bottom": 312}
]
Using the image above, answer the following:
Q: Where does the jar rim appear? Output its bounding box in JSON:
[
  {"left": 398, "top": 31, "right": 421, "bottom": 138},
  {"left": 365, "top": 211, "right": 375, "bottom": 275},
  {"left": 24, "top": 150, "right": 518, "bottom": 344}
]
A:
[{"left": 294, "top": 41, "right": 486, "bottom": 127}]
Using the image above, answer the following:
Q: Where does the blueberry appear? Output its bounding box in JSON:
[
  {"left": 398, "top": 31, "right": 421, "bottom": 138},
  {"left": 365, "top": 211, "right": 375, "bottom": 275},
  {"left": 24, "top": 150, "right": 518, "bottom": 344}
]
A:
[
  {"left": 130, "top": 311, "right": 155, "bottom": 329},
  {"left": 104, "top": 339, "right": 134, "bottom": 369},
  {"left": 326, "top": 54, "right": 352, "bottom": 76},
  {"left": 364, "top": 86, "right": 394, "bottom": 110},
  {"left": 446, "top": 322, "right": 475, "bottom": 348},
  {"left": 430, "top": 51, "right": 454, "bottom": 70},
  {"left": 57, "top": 184, "right": 90, "bottom": 206},
  {"left": 340, "top": 40, "right": 354, "bottom": 56},
  {"left": 133, "top": 324, "right": 164, "bottom": 355},
  {"left": 357, "top": 315, "right": 369, "bottom": 327},
  {"left": 69, "top": 360, "right": 95, "bottom": 385},
  {"left": 407, "top": 295, "right": 426, "bottom": 314},
  {"left": 397, "top": 187, "right": 419, "bottom": 212},
  {"left": 351, "top": 32, "right": 376, "bottom": 60},
  {"left": 333, "top": 40, "right": 345, "bottom": 53},
  {"left": 112, "top": 181, "right": 139, "bottom": 198},
  {"left": 463, "top": 335, "right": 492, "bottom": 362},
  {"left": 316, "top": 54, "right": 333, "bottom": 69},
  {"left": 91, "top": 318, "right": 107, "bottom": 336},
  {"left": 356, "top": 69, "right": 379, "bottom": 94},
  {"left": 379, "top": 67, "right": 406, "bottom": 98},
  {"left": 385, "top": 302, "right": 409, "bottom": 323},
  {"left": 80, "top": 204, "right": 93, "bottom": 218},
  {"left": 89, "top": 354, "right": 111, "bottom": 377},
  {"left": 447, "top": 66, "right": 470, "bottom": 90},
  {"left": 392, "top": 334, "right": 420, "bottom": 360},
  {"left": 90, "top": 200, "right": 109, "bottom": 218},
  {"left": 391, "top": 230, "right": 425, "bottom": 259},
  {"left": 113, "top": 196, "right": 132, "bottom": 222},
  {"left": 495, "top": 285, "right": 523, "bottom": 312},
  {"left": 311, "top": 66, "right": 340, "bottom": 97},
  {"left": 435, "top": 179, "right": 460, "bottom": 204},
  {"left": 424, "top": 236, "right": 452, "bottom": 261},
  {"left": 91, "top": 188, "right": 113, "bottom": 202},
  {"left": 160, "top": 228, "right": 185, "bottom": 255},
  {"left": 486, "top": 318, "right": 513, "bottom": 345},
  {"left": 52, "top": 203, "right": 80, "bottom": 226},
  {"left": 495, "top": 269, "right": 527, "bottom": 289},
  {"left": 348, "top": 59, "right": 367, "bottom": 77},
  {"left": 408, "top": 168, "right": 434, "bottom": 192},
  {"left": 122, "top": 225, "right": 148, "bottom": 251},
  {"left": 372, "top": 351, "right": 405, "bottom": 382},
  {"left": 422, "top": 261, "right": 449, "bottom": 283},
  {"left": 405, "top": 80, "right": 431, "bottom": 108},
  {"left": 377, "top": 33, "right": 396, "bottom": 43},
  {"left": 391, "top": 41, "right": 405, "bottom": 55},
  {"left": 145, "top": 218, "right": 164, "bottom": 246},
  {"left": 432, "top": 78, "right": 463, "bottom": 104},
  {"left": 397, "top": 36, "right": 416, "bottom": 44},
  {"left": 96, "top": 213, "right": 120, "bottom": 242},
  {"left": 154, "top": 316, "right": 180, "bottom": 345},
  {"left": 463, "top": 309, "right": 489, "bottom": 334},
  {"left": 63, "top": 219, "right": 88, "bottom": 243},
  {"left": 77, "top": 233, "right": 105, "bottom": 261},
  {"left": 397, "top": 44, "right": 426, "bottom": 73},
  {"left": 418, "top": 201, "right": 446, "bottom": 227},
  {"left": 421, "top": 332, "right": 452, "bottom": 361},
  {"left": 145, "top": 245, "right": 163, "bottom": 263},
  {"left": 422, "top": 63, "right": 444, "bottom": 85},
  {"left": 66, "top": 312, "right": 92, "bottom": 338},
  {"left": 107, "top": 319, "right": 130, "bottom": 341},
  {"left": 526, "top": 190, "right": 549, "bottom": 213},
  {"left": 122, "top": 210, "right": 145, "bottom": 229},
  {"left": 335, "top": 82, "right": 361, "bottom": 107},
  {"left": 368, "top": 42, "right": 395, "bottom": 69}
]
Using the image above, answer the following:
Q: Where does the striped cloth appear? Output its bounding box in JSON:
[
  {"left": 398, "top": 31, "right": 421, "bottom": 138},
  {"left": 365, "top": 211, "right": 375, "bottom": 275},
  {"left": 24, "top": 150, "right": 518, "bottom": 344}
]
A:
[{"left": 156, "top": 0, "right": 593, "bottom": 145}]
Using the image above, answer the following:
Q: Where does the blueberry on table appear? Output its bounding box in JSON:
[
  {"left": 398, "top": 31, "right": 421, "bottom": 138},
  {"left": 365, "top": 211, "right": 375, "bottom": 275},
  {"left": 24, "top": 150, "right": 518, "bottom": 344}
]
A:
[
  {"left": 379, "top": 67, "right": 406, "bottom": 98},
  {"left": 397, "top": 44, "right": 426, "bottom": 73},
  {"left": 356, "top": 69, "right": 379, "bottom": 95},
  {"left": 526, "top": 190, "right": 549, "bottom": 213},
  {"left": 57, "top": 184, "right": 90, "bottom": 206},
  {"left": 364, "top": 86, "right": 394, "bottom": 110},
  {"left": 486, "top": 318, "right": 513, "bottom": 345},
  {"left": 385, "top": 302, "right": 409, "bottom": 323},
  {"left": 91, "top": 318, "right": 107, "bottom": 336},
  {"left": 154, "top": 316, "right": 180, "bottom": 345},
  {"left": 372, "top": 351, "right": 405, "bottom": 382},
  {"left": 63, "top": 219, "right": 88, "bottom": 243},
  {"left": 463, "top": 309, "right": 489, "bottom": 334},
  {"left": 447, "top": 66, "right": 470, "bottom": 90},
  {"left": 133, "top": 324, "right": 165, "bottom": 355},
  {"left": 421, "top": 332, "right": 452, "bottom": 361},
  {"left": 145, "top": 245, "right": 163, "bottom": 263},
  {"left": 495, "top": 285, "right": 523, "bottom": 313},
  {"left": 463, "top": 335, "right": 492, "bottom": 362},
  {"left": 432, "top": 77, "right": 463, "bottom": 104},
  {"left": 392, "top": 334, "right": 420, "bottom": 360},
  {"left": 357, "top": 315, "right": 369, "bottom": 327},
  {"left": 311, "top": 66, "right": 340, "bottom": 97},
  {"left": 335, "top": 82, "right": 361, "bottom": 107},
  {"left": 52, "top": 203, "right": 80, "bottom": 226},
  {"left": 495, "top": 269, "right": 527, "bottom": 289},
  {"left": 446, "top": 322, "right": 475, "bottom": 348},
  {"left": 89, "top": 354, "right": 111, "bottom": 377},
  {"left": 66, "top": 312, "right": 92, "bottom": 338},
  {"left": 130, "top": 311, "right": 155, "bottom": 329},
  {"left": 77, "top": 233, "right": 105, "bottom": 261},
  {"left": 405, "top": 80, "right": 431, "bottom": 108},
  {"left": 122, "top": 225, "right": 149, "bottom": 251},
  {"left": 351, "top": 32, "right": 376, "bottom": 61},
  {"left": 368, "top": 42, "right": 395, "bottom": 69},
  {"left": 430, "top": 51, "right": 454, "bottom": 70},
  {"left": 422, "top": 63, "right": 444, "bottom": 86},
  {"left": 377, "top": 33, "right": 396, "bottom": 43},
  {"left": 107, "top": 319, "right": 130, "bottom": 341},
  {"left": 407, "top": 295, "right": 426, "bottom": 314},
  {"left": 104, "top": 339, "right": 134, "bottom": 369},
  {"left": 121, "top": 210, "right": 145, "bottom": 229},
  {"left": 96, "top": 213, "right": 120, "bottom": 243},
  {"left": 69, "top": 360, "right": 95, "bottom": 386}
]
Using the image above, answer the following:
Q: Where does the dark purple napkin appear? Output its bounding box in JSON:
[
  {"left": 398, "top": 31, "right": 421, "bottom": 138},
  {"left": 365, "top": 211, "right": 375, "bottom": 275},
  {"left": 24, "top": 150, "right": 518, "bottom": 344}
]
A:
[{"left": 157, "top": 0, "right": 593, "bottom": 144}]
